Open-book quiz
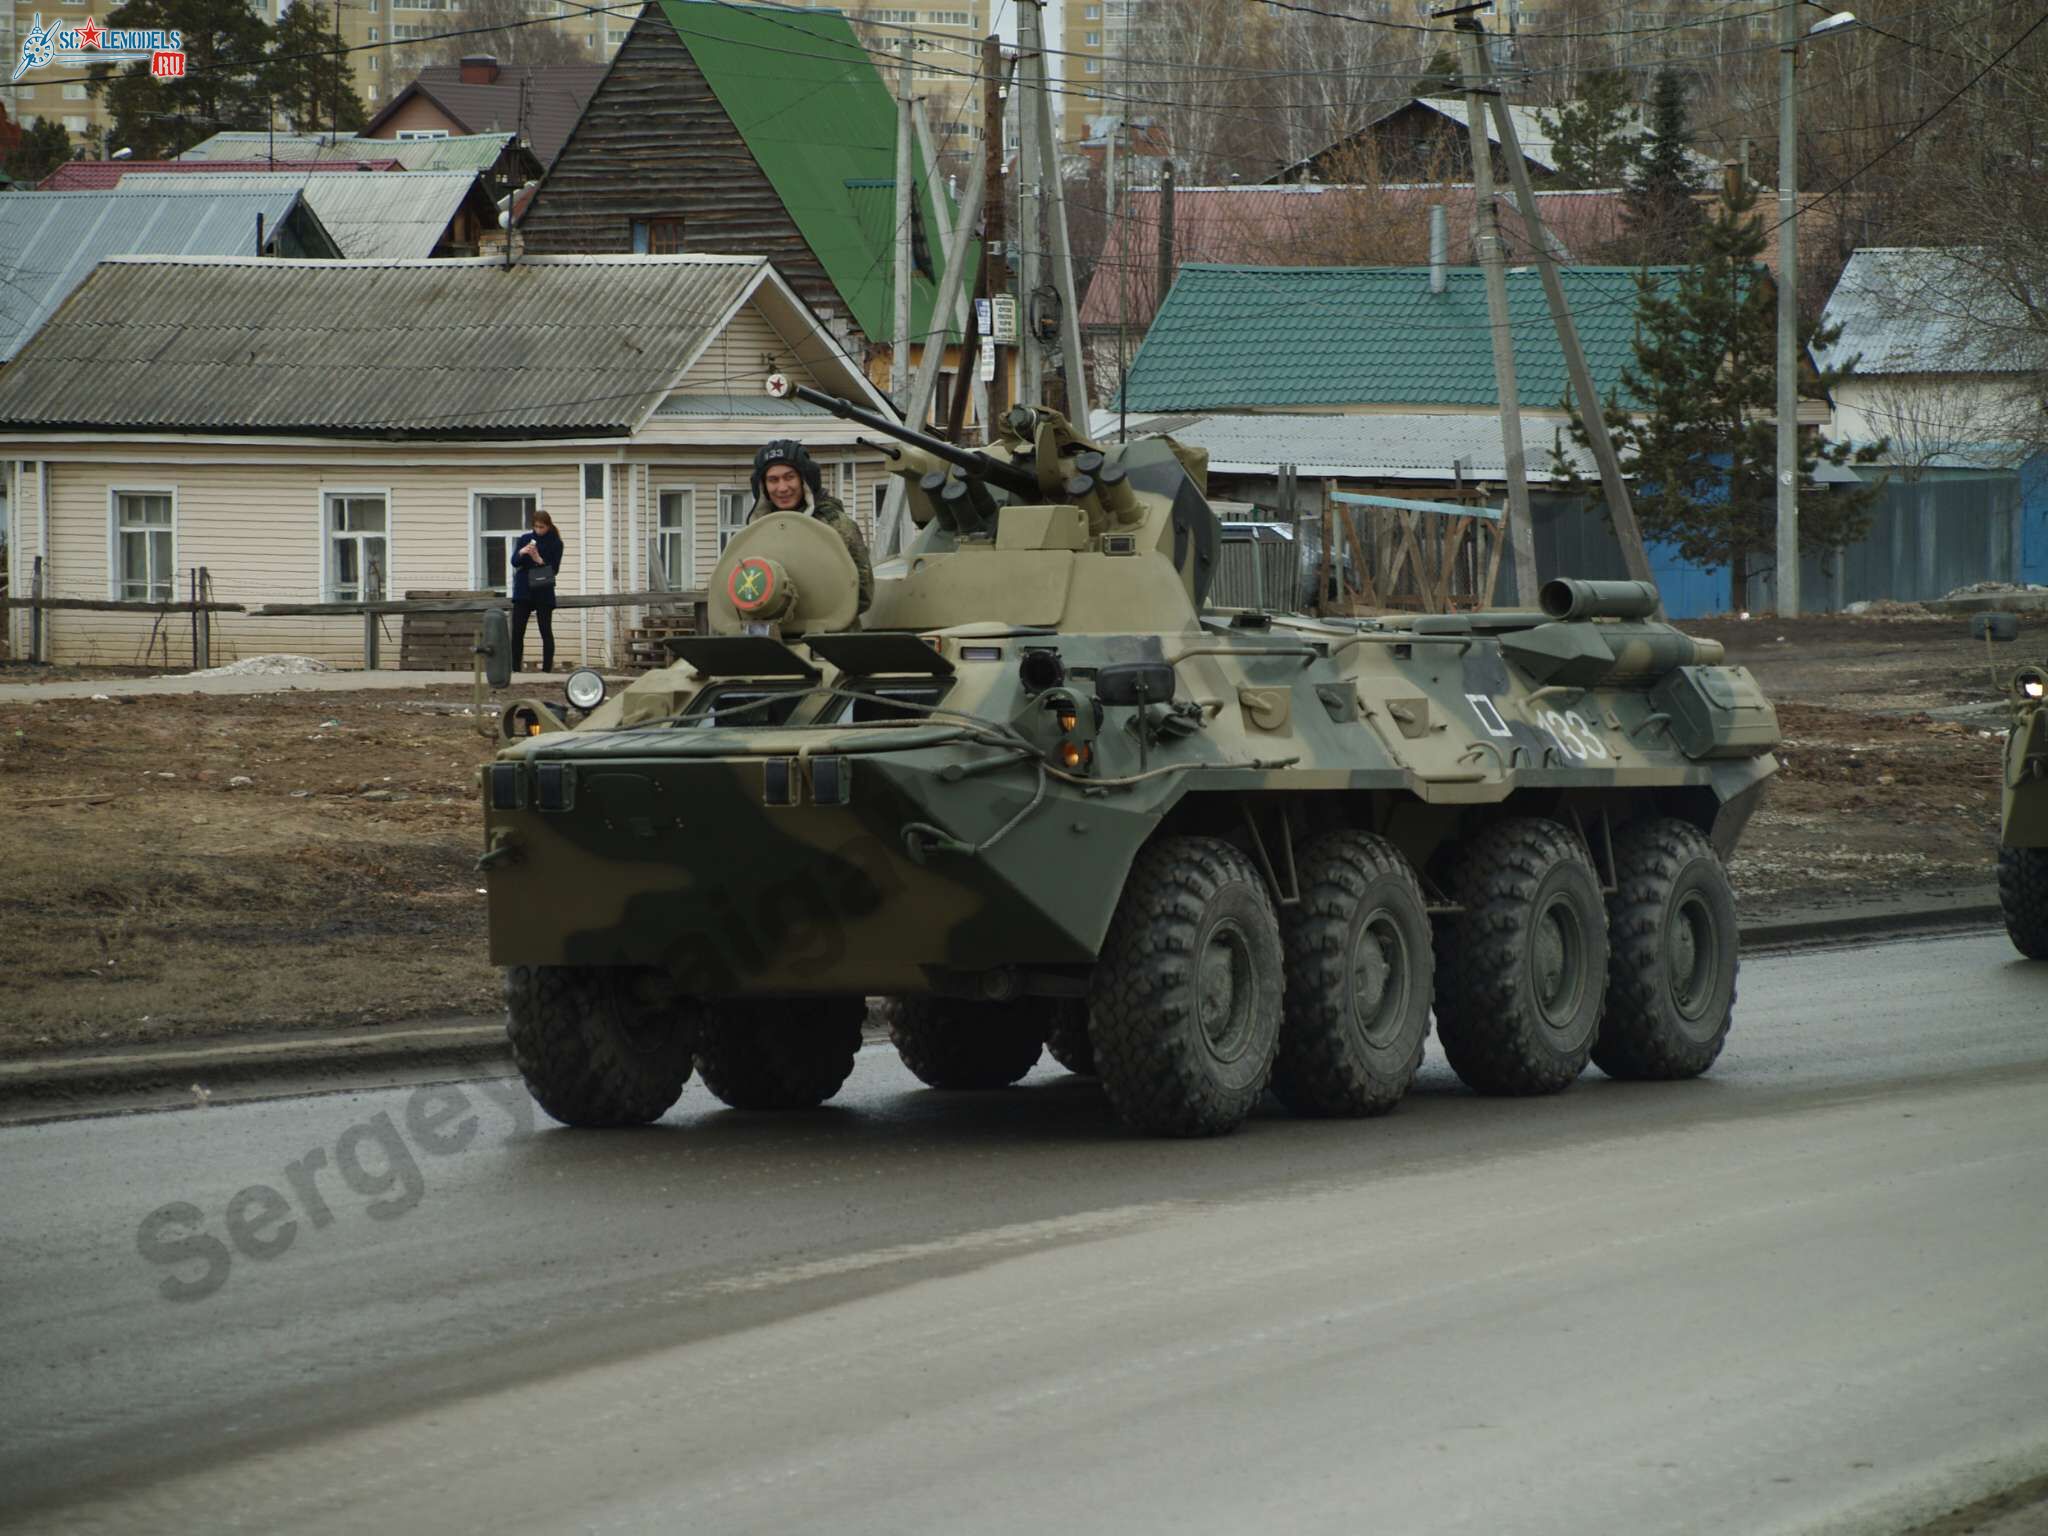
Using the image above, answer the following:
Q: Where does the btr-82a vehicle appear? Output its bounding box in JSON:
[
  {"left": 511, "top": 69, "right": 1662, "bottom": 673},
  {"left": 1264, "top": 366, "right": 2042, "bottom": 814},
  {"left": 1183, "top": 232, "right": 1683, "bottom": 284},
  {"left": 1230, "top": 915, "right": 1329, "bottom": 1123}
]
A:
[{"left": 479, "top": 386, "right": 1779, "bottom": 1137}]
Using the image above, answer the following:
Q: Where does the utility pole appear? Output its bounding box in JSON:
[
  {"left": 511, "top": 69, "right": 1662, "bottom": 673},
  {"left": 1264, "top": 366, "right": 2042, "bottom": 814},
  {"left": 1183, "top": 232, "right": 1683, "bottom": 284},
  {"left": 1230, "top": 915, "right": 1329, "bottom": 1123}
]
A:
[
  {"left": 980, "top": 33, "right": 1012, "bottom": 436},
  {"left": 1022, "top": 0, "right": 1089, "bottom": 419},
  {"left": 892, "top": 29, "right": 915, "bottom": 415},
  {"left": 1016, "top": 13, "right": 1044, "bottom": 408},
  {"left": 1775, "top": 0, "right": 1802, "bottom": 616},
  {"left": 1157, "top": 160, "right": 1175, "bottom": 324},
  {"left": 1460, "top": 13, "right": 1659, "bottom": 604},
  {"left": 1457, "top": 23, "right": 1539, "bottom": 606}
]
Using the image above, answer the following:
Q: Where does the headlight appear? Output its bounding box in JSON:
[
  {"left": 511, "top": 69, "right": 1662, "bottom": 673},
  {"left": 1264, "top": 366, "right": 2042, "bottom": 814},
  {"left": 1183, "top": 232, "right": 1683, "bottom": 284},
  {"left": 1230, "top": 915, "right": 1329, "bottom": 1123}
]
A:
[
  {"left": 2017, "top": 667, "right": 2047, "bottom": 702},
  {"left": 565, "top": 668, "right": 607, "bottom": 712}
]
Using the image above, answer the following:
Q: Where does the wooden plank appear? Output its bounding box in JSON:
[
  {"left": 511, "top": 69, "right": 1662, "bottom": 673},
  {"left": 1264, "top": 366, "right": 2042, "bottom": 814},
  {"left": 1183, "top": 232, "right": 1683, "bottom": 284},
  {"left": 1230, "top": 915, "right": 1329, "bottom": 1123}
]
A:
[
  {"left": 1329, "top": 490, "right": 1503, "bottom": 521},
  {"left": 1337, "top": 505, "right": 1382, "bottom": 610},
  {"left": 0, "top": 597, "right": 245, "bottom": 614}
]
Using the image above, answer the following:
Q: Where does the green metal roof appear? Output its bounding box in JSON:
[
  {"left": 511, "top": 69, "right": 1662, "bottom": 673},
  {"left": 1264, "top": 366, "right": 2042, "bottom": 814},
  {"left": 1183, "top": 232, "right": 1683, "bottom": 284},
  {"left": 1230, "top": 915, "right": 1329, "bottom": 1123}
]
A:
[
  {"left": 1120, "top": 263, "right": 1686, "bottom": 413},
  {"left": 655, "top": 0, "right": 970, "bottom": 346}
]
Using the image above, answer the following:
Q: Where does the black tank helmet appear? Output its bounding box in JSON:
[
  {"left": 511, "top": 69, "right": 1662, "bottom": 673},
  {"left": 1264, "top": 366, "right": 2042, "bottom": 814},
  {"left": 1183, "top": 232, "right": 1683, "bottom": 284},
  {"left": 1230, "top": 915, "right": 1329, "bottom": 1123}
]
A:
[{"left": 751, "top": 439, "right": 823, "bottom": 503}]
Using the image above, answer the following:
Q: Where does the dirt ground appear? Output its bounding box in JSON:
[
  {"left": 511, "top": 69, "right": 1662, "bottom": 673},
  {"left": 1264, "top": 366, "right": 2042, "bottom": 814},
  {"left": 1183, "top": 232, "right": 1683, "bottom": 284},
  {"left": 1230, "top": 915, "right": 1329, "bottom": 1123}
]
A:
[{"left": 2, "top": 611, "right": 2038, "bottom": 1056}]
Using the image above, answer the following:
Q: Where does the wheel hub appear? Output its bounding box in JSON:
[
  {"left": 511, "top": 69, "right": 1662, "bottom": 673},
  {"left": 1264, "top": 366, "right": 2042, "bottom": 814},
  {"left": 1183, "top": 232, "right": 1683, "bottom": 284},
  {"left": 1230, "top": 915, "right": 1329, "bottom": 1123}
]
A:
[
  {"left": 1531, "top": 895, "right": 1585, "bottom": 1028},
  {"left": 1668, "top": 890, "right": 1716, "bottom": 1023},
  {"left": 1349, "top": 910, "right": 1408, "bottom": 1046},
  {"left": 1197, "top": 922, "right": 1256, "bottom": 1060}
]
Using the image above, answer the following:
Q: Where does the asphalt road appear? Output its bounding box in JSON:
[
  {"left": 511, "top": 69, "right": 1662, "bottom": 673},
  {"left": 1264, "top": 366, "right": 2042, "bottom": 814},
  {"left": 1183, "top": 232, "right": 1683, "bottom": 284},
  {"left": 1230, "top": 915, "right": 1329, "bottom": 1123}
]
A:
[{"left": 2, "top": 931, "right": 2042, "bottom": 1534}]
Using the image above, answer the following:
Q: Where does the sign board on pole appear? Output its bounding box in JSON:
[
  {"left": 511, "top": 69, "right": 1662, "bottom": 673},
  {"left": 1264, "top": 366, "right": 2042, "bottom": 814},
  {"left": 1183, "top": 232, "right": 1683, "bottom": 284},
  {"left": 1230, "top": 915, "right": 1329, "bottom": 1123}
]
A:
[
  {"left": 975, "top": 297, "right": 992, "bottom": 336},
  {"left": 990, "top": 294, "right": 1019, "bottom": 344},
  {"left": 979, "top": 341, "right": 996, "bottom": 383}
]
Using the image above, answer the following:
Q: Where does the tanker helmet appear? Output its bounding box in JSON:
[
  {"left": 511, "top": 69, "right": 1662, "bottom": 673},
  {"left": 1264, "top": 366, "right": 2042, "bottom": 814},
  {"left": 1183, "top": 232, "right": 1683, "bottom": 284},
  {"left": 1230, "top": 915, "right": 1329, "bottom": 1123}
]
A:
[{"left": 752, "top": 439, "right": 823, "bottom": 503}]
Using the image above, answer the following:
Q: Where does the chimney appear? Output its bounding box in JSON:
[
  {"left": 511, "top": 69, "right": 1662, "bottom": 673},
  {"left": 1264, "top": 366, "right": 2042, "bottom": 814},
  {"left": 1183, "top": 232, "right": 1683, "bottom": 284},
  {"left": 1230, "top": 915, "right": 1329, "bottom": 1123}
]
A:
[
  {"left": 1429, "top": 204, "right": 1447, "bottom": 294},
  {"left": 460, "top": 54, "right": 500, "bottom": 85}
]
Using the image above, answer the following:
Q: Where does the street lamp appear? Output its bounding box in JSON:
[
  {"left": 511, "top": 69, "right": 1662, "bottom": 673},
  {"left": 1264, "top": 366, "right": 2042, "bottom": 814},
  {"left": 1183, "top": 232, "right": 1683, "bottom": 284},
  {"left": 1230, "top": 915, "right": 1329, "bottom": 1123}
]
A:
[{"left": 1776, "top": 2, "right": 1857, "bottom": 617}]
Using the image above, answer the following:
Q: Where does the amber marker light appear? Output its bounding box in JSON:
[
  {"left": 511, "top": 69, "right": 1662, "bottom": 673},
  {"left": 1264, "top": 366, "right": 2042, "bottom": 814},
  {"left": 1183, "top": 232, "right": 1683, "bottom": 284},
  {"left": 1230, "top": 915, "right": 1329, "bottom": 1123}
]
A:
[{"left": 1059, "top": 741, "right": 1092, "bottom": 770}]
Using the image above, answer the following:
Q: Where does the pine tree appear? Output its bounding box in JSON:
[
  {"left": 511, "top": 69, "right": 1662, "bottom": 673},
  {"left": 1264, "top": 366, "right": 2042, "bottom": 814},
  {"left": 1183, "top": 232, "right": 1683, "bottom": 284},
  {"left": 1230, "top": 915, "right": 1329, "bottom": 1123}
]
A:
[
  {"left": 91, "top": 0, "right": 273, "bottom": 158},
  {"left": 1617, "top": 69, "right": 1703, "bottom": 264},
  {"left": 1555, "top": 178, "right": 1886, "bottom": 611},
  {"left": 1540, "top": 69, "right": 1637, "bottom": 190},
  {"left": 264, "top": 2, "right": 366, "bottom": 135},
  {"left": 4, "top": 118, "right": 76, "bottom": 184},
  {"left": 1413, "top": 45, "right": 1462, "bottom": 98}
]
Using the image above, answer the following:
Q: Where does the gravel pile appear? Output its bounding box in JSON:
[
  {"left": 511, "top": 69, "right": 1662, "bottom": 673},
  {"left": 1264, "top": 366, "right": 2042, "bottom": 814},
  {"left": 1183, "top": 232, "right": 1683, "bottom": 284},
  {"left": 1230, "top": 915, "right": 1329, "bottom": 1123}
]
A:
[{"left": 188, "top": 655, "right": 338, "bottom": 678}]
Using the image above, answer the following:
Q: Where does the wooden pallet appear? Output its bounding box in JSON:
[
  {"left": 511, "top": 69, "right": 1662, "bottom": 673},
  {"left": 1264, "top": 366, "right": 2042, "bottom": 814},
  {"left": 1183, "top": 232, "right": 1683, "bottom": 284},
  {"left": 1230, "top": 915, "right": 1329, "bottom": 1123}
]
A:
[
  {"left": 400, "top": 589, "right": 496, "bottom": 671},
  {"left": 626, "top": 608, "right": 699, "bottom": 670}
]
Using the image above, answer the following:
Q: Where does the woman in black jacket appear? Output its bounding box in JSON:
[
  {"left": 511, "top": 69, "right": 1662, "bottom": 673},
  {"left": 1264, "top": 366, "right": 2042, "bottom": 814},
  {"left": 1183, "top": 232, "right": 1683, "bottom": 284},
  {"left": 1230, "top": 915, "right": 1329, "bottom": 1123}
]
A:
[{"left": 510, "top": 511, "right": 564, "bottom": 673}]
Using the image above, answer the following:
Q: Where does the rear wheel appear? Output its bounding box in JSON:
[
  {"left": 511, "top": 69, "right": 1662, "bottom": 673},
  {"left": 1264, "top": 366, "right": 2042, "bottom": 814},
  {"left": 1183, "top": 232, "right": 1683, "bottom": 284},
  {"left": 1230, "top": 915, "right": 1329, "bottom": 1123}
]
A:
[
  {"left": 1434, "top": 818, "right": 1608, "bottom": 1095},
  {"left": 1272, "top": 831, "right": 1432, "bottom": 1118},
  {"left": 1090, "top": 836, "right": 1283, "bottom": 1138},
  {"left": 504, "top": 965, "right": 695, "bottom": 1128},
  {"left": 886, "top": 997, "right": 1043, "bottom": 1089},
  {"left": 2000, "top": 845, "right": 2048, "bottom": 959},
  {"left": 1594, "top": 819, "right": 1740, "bottom": 1079},
  {"left": 694, "top": 997, "right": 864, "bottom": 1110},
  {"left": 1042, "top": 1000, "right": 1096, "bottom": 1077}
]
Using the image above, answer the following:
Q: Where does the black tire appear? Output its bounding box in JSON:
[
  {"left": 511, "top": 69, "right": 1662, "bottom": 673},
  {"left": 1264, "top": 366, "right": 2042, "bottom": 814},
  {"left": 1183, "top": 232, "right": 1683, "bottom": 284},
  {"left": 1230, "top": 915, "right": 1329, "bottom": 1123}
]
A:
[
  {"left": 886, "top": 997, "right": 1044, "bottom": 1089},
  {"left": 1434, "top": 818, "right": 1608, "bottom": 1095},
  {"left": 1593, "top": 818, "right": 1740, "bottom": 1080},
  {"left": 1272, "top": 831, "right": 1433, "bottom": 1118},
  {"left": 503, "top": 964, "right": 695, "bottom": 1128},
  {"left": 694, "top": 997, "right": 864, "bottom": 1110},
  {"left": 1042, "top": 1000, "right": 1096, "bottom": 1077},
  {"left": 1090, "top": 835, "right": 1284, "bottom": 1137},
  {"left": 2000, "top": 844, "right": 2048, "bottom": 960}
]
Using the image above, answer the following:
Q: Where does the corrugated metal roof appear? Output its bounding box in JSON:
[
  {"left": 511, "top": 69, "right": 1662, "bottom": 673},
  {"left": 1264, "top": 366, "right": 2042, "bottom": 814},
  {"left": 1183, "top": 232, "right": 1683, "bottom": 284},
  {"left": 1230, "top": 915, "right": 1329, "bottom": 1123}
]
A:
[
  {"left": 1120, "top": 263, "right": 1678, "bottom": 413},
  {"left": 119, "top": 171, "right": 488, "bottom": 260},
  {"left": 1107, "top": 410, "right": 1598, "bottom": 482},
  {"left": 178, "top": 131, "right": 520, "bottom": 172},
  {"left": 42, "top": 157, "right": 407, "bottom": 190},
  {"left": 654, "top": 393, "right": 832, "bottom": 417},
  {"left": 0, "top": 255, "right": 768, "bottom": 438},
  {"left": 1814, "top": 247, "right": 2044, "bottom": 376},
  {"left": 658, "top": 0, "right": 971, "bottom": 345},
  {"left": 0, "top": 189, "right": 334, "bottom": 364}
]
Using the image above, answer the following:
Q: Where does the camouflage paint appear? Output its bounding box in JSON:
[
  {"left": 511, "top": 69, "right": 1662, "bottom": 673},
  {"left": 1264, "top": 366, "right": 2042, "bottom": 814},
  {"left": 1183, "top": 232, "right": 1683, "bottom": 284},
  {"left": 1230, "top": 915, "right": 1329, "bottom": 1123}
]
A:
[{"left": 483, "top": 404, "right": 1781, "bottom": 997}]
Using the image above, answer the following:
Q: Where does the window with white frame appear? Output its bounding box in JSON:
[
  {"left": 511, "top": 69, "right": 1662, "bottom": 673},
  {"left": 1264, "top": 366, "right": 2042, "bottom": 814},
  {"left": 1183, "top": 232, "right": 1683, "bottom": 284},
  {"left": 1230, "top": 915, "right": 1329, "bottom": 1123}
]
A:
[
  {"left": 656, "top": 487, "right": 693, "bottom": 589},
  {"left": 475, "top": 492, "right": 539, "bottom": 591},
  {"left": 396, "top": 128, "right": 450, "bottom": 140},
  {"left": 113, "top": 490, "right": 174, "bottom": 601},
  {"left": 325, "top": 493, "right": 388, "bottom": 601},
  {"left": 717, "top": 488, "right": 751, "bottom": 552}
]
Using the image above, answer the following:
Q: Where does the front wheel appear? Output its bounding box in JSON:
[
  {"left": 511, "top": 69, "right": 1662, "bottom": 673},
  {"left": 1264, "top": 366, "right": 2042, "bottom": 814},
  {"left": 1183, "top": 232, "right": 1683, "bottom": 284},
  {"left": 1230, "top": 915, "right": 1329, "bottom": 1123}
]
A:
[
  {"left": 1433, "top": 818, "right": 1608, "bottom": 1095},
  {"left": 694, "top": 998, "right": 864, "bottom": 1110},
  {"left": 1090, "top": 836, "right": 1284, "bottom": 1138},
  {"left": 1594, "top": 819, "right": 1740, "bottom": 1080},
  {"left": 504, "top": 965, "right": 696, "bottom": 1128},
  {"left": 1999, "top": 845, "right": 2048, "bottom": 960}
]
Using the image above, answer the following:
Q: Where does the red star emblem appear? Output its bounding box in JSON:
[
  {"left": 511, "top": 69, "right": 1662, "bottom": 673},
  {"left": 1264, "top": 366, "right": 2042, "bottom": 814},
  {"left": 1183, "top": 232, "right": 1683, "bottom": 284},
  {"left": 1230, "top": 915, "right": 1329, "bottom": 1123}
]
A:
[{"left": 75, "top": 17, "right": 104, "bottom": 47}]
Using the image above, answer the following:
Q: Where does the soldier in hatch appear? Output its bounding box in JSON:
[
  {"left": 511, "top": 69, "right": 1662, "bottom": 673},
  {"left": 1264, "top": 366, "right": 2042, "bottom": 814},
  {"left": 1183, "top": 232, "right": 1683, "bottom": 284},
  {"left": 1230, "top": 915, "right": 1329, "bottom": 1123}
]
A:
[{"left": 748, "top": 439, "right": 873, "bottom": 617}]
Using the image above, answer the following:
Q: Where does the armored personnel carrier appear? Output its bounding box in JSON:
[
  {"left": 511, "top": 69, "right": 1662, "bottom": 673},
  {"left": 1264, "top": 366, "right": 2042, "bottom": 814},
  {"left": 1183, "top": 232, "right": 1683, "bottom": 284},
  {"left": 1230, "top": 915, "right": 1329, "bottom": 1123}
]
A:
[
  {"left": 1996, "top": 655, "right": 2048, "bottom": 957},
  {"left": 480, "top": 386, "right": 1780, "bottom": 1136}
]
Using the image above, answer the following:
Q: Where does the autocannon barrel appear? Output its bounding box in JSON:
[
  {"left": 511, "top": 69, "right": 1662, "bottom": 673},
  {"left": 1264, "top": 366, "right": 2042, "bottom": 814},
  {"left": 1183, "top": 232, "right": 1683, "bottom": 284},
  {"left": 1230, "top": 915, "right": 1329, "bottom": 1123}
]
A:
[
  {"left": 1540, "top": 578, "right": 1662, "bottom": 622},
  {"left": 782, "top": 382, "right": 1041, "bottom": 502}
]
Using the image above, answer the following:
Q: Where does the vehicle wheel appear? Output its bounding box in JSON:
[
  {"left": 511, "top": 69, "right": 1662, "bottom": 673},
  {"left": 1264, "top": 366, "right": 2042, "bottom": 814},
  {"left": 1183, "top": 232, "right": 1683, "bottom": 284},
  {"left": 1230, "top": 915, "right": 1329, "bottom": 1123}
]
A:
[
  {"left": 2000, "top": 845, "right": 2048, "bottom": 959},
  {"left": 1271, "top": 831, "right": 1432, "bottom": 1118},
  {"left": 1090, "top": 835, "right": 1284, "bottom": 1137},
  {"left": 504, "top": 964, "right": 695, "bottom": 1128},
  {"left": 1433, "top": 818, "right": 1608, "bottom": 1095},
  {"left": 694, "top": 997, "right": 864, "bottom": 1110},
  {"left": 1594, "top": 818, "right": 1740, "bottom": 1080},
  {"left": 1042, "top": 1000, "right": 1096, "bottom": 1077},
  {"left": 886, "top": 997, "right": 1043, "bottom": 1089}
]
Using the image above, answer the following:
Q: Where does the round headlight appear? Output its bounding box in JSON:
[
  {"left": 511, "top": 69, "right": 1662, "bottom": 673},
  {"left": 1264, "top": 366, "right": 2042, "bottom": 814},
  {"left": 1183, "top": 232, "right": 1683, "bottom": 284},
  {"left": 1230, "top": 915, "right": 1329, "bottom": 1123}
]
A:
[
  {"left": 564, "top": 668, "right": 607, "bottom": 712},
  {"left": 2017, "top": 667, "right": 2046, "bottom": 702}
]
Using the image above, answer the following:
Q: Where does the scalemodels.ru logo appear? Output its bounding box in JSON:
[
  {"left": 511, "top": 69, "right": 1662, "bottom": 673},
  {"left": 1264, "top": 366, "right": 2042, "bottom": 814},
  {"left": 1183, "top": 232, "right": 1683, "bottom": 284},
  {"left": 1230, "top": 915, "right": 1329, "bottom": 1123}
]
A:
[{"left": 11, "top": 14, "right": 186, "bottom": 82}]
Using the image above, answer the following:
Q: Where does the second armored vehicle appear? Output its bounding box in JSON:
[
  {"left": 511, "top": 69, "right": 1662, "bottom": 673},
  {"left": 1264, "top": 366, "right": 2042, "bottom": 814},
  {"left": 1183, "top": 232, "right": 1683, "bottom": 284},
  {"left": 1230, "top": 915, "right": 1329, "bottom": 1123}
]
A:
[{"left": 480, "top": 389, "right": 1780, "bottom": 1136}]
